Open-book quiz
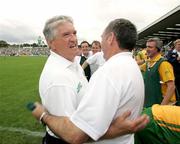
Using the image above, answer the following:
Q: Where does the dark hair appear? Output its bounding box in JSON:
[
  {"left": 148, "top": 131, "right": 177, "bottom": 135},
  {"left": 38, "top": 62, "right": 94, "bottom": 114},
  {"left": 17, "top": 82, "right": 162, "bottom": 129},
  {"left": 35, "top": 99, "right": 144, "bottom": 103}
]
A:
[
  {"left": 104, "top": 18, "right": 137, "bottom": 51},
  {"left": 80, "top": 41, "right": 90, "bottom": 47},
  {"left": 91, "top": 40, "right": 101, "bottom": 48}
]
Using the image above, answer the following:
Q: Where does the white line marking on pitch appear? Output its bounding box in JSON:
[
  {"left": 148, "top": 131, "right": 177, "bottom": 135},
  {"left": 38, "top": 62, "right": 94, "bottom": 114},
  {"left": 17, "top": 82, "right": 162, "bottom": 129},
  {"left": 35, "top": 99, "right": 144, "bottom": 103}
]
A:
[{"left": 0, "top": 126, "right": 45, "bottom": 137}]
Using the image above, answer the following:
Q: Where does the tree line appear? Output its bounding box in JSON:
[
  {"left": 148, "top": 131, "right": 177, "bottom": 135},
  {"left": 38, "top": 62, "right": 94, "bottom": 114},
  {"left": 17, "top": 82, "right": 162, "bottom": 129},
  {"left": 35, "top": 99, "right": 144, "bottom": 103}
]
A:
[{"left": 0, "top": 40, "right": 47, "bottom": 48}]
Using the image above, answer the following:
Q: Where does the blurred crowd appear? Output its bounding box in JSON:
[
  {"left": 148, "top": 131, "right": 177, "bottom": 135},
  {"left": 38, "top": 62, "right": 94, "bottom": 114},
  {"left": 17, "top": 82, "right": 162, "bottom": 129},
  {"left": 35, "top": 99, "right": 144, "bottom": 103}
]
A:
[{"left": 0, "top": 47, "right": 50, "bottom": 56}]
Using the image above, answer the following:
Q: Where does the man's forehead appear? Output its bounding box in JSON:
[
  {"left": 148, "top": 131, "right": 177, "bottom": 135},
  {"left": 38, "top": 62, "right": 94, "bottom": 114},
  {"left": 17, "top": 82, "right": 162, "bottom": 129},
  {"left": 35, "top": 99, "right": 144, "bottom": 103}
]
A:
[
  {"left": 92, "top": 43, "right": 100, "bottom": 46},
  {"left": 57, "top": 22, "right": 75, "bottom": 30},
  {"left": 81, "top": 43, "right": 89, "bottom": 46},
  {"left": 146, "top": 41, "right": 156, "bottom": 45},
  {"left": 175, "top": 42, "right": 180, "bottom": 45}
]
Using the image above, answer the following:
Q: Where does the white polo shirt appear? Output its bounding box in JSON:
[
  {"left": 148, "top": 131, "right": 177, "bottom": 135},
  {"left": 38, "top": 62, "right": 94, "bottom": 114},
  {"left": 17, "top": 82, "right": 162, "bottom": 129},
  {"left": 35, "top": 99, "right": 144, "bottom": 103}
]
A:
[
  {"left": 71, "top": 52, "right": 144, "bottom": 144},
  {"left": 39, "top": 50, "right": 88, "bottom": 137},
  {"left": 86, "top": 52, "right": 105, "bottom": 75}
]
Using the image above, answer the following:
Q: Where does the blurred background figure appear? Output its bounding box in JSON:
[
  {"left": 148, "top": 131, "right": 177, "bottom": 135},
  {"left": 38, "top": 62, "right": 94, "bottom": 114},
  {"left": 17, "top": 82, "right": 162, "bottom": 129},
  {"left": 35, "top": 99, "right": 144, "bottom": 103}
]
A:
[
  {"left": 135, "top": 46, "right": 148, "bottom": 65},
  {"left": 91, "top": 40, "right": 101, "bottom": 55},
  {"left": 140, "top": 37, "right": 176, "bottom": 107},
  {"left": 166, "top": 39, "right": 180, "bottom": 104},
  {"left": 79, "top": 41, "right": 91, "bottom": 81},
  {"left": 82, "top": 40, "right": 105, "bottom": 75}
]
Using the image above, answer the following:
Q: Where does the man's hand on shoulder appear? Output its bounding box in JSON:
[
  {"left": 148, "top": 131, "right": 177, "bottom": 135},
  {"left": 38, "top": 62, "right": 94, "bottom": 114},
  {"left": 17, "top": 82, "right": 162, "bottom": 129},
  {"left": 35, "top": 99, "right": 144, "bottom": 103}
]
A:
[{"left": 103, "top": 111, "right": 149, "bottom": 139}]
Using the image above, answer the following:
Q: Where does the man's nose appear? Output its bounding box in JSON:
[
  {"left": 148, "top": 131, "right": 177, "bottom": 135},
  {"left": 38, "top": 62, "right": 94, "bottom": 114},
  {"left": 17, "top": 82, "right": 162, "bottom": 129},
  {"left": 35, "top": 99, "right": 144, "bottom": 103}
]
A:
[{"left": 70, "top": 34, "right": 77, "bottom": 41}]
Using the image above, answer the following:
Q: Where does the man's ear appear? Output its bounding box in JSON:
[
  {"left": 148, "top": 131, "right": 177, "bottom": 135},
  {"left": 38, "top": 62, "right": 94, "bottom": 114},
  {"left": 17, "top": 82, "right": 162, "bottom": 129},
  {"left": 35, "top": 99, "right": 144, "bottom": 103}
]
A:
[
  {"left": 47, "top": 40, "right": 55, "bottom": 50},
  {"left": 107, "top": 32, "right": 115, "bottom": 45}
]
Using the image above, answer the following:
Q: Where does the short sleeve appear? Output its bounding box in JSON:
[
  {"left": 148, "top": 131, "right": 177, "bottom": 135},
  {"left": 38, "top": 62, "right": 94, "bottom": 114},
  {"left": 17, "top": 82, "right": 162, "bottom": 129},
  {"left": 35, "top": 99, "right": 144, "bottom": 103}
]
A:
[
  {"left": 158, "top": 61, "right": 175, "bottom": 83},
  {"left": 70, "top": 71, "right": 120, "bottom": 140},
  {"left": 86, "top": 54, "right": 97, "bottom": 65}
]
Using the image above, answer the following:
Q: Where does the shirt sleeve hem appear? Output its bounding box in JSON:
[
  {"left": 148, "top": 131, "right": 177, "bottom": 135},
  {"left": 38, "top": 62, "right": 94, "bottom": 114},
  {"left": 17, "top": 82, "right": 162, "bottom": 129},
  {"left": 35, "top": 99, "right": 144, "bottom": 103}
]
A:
[{"left": 70, "top": 113, "right": 102, "bottom": 141}]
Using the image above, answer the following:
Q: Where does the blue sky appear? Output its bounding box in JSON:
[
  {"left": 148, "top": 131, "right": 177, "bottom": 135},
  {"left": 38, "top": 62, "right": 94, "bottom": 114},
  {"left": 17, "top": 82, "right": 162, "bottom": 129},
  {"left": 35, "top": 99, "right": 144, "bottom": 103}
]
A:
[{"left": 0, "top": 0, "right": 180, "bottom": 44}]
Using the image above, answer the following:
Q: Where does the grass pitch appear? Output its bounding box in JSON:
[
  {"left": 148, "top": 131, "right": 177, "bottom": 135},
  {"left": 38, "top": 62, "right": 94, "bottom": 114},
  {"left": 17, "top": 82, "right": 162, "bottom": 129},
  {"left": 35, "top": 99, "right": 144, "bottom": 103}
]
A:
[{"left": 0, "top": 56, "right": 47, "bottom": 144}]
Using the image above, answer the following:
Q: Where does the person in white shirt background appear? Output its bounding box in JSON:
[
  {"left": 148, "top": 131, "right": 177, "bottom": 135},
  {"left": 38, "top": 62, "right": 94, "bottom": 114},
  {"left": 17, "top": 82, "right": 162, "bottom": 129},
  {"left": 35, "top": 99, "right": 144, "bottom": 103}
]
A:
[
  {"left": 82, "top": 40, "right": 105, "bottom": 75},
  {"left": 91, "top": 40, "right": 101, "bottom": 55}
]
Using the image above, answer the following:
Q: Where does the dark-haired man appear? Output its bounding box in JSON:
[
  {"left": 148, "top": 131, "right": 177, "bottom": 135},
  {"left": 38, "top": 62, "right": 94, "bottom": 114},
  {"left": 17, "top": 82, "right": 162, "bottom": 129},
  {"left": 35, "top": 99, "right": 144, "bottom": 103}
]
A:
[{"left": 79, "top": 41, "right": 91, "bottom": 81}]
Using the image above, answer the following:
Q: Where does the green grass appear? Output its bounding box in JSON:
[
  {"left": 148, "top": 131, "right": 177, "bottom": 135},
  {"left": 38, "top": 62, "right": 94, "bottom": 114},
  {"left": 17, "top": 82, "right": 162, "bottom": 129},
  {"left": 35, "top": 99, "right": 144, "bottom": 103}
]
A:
[
  {"left": 0, "top": 56, "right": 47, "bottom": 144},
  {"left": 0, "top": 131, "right": 43, "bottom": 144}
]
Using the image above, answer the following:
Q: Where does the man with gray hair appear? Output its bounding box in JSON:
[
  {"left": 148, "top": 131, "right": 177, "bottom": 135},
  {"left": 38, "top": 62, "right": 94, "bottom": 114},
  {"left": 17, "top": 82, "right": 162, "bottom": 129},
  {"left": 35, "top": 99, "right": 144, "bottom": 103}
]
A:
[
  {"left": 32, "top": 16, "right": 149, "bottom": 144},
  {"left": 39, "top": 15, "right": 89, "bottom": 143},
  {"left": 140, "top": 37, "right": 176, "bottom": 107}
]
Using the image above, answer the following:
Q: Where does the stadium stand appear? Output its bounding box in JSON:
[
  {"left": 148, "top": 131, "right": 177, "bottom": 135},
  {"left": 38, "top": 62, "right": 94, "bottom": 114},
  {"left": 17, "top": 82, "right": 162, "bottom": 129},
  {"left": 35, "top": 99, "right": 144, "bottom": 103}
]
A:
[
  {"left": 137, "top": 5, "right": 180, "bottom": 47},
  {"left": 0, "top": 47, "right": 50, "bottom": 56}
]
